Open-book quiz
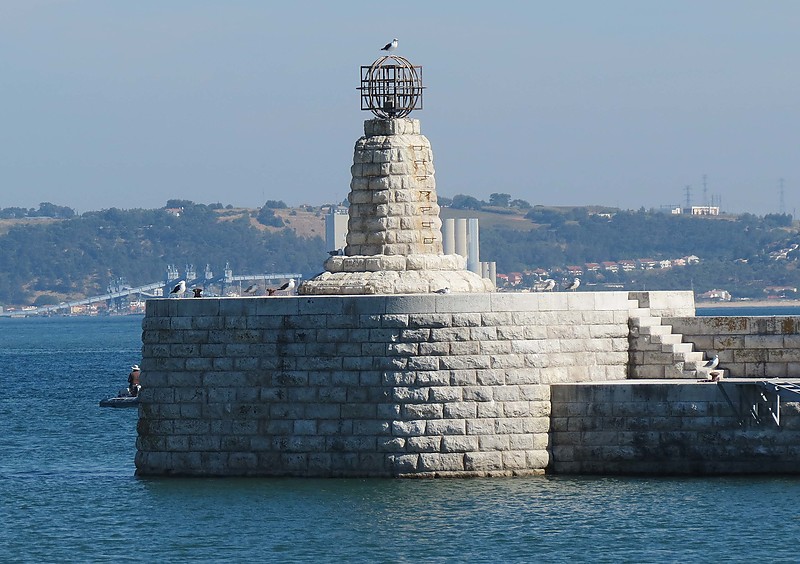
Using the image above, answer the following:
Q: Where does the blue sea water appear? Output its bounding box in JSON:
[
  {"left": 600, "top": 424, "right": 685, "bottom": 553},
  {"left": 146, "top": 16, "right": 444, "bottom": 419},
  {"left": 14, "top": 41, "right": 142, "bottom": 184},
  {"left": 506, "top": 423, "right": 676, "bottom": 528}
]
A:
[
  {"left": 3, "top": 314, "right": 800, "bottom": 562},
  {"left": 697, "top": 305, "right": 800, "bottom": 317}
]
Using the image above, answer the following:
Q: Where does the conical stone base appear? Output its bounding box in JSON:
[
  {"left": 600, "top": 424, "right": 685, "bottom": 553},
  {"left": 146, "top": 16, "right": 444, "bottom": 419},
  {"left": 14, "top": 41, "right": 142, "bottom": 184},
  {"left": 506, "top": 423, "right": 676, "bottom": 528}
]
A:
[
  {"left": 300, "top": 117, "right": 493, "bottom": 296},
  {"left": 299, "top": 253, "right": 492, "bottom": 295}
]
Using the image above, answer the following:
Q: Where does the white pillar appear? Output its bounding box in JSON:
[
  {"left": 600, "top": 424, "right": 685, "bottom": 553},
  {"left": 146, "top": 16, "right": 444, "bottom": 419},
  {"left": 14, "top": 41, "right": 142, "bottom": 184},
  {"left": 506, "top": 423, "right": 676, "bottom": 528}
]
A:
[
  {"left": 455, "top": 218, "right": 468, "bottom": 258},
  {"left": 467, "top": 218, "right": 480, "bottom": 274},
  {"left": 443, "top": 218, "right": 455, "bottom": 255}
]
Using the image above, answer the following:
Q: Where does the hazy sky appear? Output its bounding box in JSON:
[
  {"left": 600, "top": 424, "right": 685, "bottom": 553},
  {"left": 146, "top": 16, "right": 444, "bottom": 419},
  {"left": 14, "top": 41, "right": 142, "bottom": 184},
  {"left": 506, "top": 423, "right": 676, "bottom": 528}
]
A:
[{"left": 1, "top": 1, "right": 798, "bottom": 215}]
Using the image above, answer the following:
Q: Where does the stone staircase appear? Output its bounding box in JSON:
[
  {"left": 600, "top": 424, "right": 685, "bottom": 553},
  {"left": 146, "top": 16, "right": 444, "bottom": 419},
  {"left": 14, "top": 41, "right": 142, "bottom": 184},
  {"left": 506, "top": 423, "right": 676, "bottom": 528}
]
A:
[{"left": 628, "top": 298, "right": 724, "bottom": 379}]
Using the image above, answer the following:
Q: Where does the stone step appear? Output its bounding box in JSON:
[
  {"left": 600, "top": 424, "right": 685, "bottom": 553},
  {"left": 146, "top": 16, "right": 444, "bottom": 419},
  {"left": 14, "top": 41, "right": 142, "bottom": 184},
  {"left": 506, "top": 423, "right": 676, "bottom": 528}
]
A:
[
  {"left": 631, "top": 316, "right": 663, "bottom": 327},
  {"left": 665, "top": 365, "right": 690, "bottom": 379},
  {"left": 640, "top": 324, "right": 673, "bottom": 336},
  {"left": 653, "top": 333, "right": 683, "bottom": 345},
  {"left": 628, "top": 307, "right": 652, "bottom": 318},
  {"left": 684, "top": 356, "right": 713, "bottom": 370},
  {"left": 666, "top": 342, "right": 695, "bottom": 354},
  {"left": 630, "top": 365, "right": 666, "bottom": 379}
]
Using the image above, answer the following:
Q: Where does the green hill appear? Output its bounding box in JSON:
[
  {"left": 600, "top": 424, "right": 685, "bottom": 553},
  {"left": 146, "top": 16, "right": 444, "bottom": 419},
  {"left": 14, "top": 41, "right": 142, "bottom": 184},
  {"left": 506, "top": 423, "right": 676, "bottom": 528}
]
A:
[{"left": 0, "top": 198, "right": 797, "bottom": 306}]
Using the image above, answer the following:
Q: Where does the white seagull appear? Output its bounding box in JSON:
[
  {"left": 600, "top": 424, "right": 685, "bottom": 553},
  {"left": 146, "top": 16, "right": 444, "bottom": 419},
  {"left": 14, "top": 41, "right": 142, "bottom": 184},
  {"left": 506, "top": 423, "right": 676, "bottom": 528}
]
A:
[
  {"left": 381, "top": 38, "right": 398, "bottom": 52},
  {"left": 703, "top": 354, "right": 719, "bottom": 370},
  {"left": 433, "top": 287, "right": 450, "bottom": 294},
  {"left": 564, "top": 277, "right": 581, "bottom": 292},
  {"left": 169, "top": 280, "right": 186, "bottom": 297},
  {"left": 277, "top": 278, "right": 296, "bottom": 293},
  {"left": 542, "top": 279, "right": 556, "bottom": 292},
  {"left": 243, "top": 284, "right": 258, "bottom": 295}
]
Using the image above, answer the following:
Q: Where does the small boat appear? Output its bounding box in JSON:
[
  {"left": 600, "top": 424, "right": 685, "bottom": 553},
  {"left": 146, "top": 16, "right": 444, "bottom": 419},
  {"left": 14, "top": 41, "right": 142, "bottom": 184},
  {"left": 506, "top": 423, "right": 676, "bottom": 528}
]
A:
[{"left": 100, "top": 388, "right": 140, "bottom": 408}]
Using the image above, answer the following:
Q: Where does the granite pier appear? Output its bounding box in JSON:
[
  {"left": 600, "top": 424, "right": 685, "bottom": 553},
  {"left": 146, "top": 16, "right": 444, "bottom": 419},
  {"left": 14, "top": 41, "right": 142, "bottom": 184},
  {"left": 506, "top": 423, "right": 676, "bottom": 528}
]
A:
[{"left": 135, "top": 291, "right": 800, "bottom": 476}]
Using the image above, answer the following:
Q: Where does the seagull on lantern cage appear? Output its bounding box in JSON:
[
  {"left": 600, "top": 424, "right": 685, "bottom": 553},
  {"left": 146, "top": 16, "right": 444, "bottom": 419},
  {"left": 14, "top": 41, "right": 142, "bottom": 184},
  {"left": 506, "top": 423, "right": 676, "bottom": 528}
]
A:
[{"left": 381, "top": 38, "right": 398, "bottom": 52}]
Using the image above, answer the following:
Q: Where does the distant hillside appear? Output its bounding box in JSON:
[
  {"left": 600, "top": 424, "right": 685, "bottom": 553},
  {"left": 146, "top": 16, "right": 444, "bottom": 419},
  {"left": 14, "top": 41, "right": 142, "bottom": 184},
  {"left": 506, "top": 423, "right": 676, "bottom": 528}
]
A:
[
  {"left": 0, "top": 202, "right": 326, "bottom": 305},
  {"left": 1, "top": 196, "right": 798, "bottom": 305}
]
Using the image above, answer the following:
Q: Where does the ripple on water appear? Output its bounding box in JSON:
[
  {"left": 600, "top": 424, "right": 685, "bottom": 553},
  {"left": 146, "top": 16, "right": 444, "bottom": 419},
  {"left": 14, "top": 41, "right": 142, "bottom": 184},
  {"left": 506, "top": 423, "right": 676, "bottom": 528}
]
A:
[{"left": 3, "top": 317, "right": 800, "bottom": 562}]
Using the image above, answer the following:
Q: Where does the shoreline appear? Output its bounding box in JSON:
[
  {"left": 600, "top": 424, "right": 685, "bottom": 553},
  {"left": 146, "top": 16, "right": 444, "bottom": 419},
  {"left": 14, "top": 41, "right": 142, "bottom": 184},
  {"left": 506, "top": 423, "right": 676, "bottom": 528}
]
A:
[{"left": 695, "top": 299, "right": 800, "bottom": 309}]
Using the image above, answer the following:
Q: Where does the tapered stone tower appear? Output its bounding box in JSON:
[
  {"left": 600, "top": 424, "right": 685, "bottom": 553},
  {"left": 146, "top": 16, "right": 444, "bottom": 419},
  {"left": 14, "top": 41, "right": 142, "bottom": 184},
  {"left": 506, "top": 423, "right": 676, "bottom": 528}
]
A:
[{"left": 300, "top": 56, "right": 493, "bottom": 295}]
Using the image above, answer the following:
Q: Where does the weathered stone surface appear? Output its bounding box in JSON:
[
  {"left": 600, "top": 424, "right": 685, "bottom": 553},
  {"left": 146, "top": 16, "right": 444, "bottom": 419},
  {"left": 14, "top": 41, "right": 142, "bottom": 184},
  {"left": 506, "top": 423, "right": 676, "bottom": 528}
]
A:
[
  {"left": 301, "top": 118, "right": 493, "bottom": 295},
  {"left": 550, "top": 381, "right": 800, "bottom": 474},
  {"left": 137, "top": 291, "right": 800, "bottom": 478}
]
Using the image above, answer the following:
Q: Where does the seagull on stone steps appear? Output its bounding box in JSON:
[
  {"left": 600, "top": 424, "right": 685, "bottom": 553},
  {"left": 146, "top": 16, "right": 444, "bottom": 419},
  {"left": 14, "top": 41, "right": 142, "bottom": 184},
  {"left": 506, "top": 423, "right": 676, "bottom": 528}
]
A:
[
  {"left": 703, "top": 354, "right": 719, "bottom": 370},
  {"left": 564, "top": 277, "right": 580, "bottom": 292}
]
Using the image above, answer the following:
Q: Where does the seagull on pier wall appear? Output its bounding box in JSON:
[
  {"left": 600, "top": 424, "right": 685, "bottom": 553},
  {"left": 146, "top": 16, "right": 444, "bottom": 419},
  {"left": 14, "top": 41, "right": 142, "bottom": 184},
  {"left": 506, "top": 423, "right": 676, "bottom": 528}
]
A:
[
  {"left": 542, "top": 279, "right": 556, "bottom": 292},
  {"left": 433, "top": 287, "right": 450, "bottom": 294},
  {"left": 381, "top": 38, "right": 398, "bottom": 52},
  {"left": 169, "top": 280, "right": 186, "bottom": 297},
  {"left": 277, "top": 278, "right": 296, "bottom": 294},
  {"left": 243, "top": 284, "right": 258, "bottom": 295},
  {"left": 564, "top": 278, "right": 580, "bottom": 292}
]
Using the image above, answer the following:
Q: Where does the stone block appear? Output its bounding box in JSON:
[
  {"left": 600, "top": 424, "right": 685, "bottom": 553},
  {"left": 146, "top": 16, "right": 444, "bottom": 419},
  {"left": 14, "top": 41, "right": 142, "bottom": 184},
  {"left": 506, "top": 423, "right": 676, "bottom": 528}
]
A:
[
  {"left": 441, "top": 435, "right": 479, "bottom": 453},
  {"left": 403, "top": 403, "right": 443, "bottom": 419},
  {"left": 440, "top": 355, "right": 491, "bottom": 370},
  {"left": 464, "top": 451, "right": 503, "bottom": 471},
  {"left": 451, "top": 313, "right": 482, "bottom": 327},
  {"left": 479, "top": 435, "right": 510, "bottom": 451},
  {"left": 392, "top": 420, "right": 426, "bottom": 436},
  {"left": 426, "top": 419, "right": 466, "bottom": 435},
  {"left": 476, "top": 401, "right": 504, "bottom": 418},
  {"left": 407, "top": 436, "right": 442, "bottom": 452},
  {"left": 415, "top": 370, "right": 450, "bottom": 386},
  {"left": 430, "top": 327, "right": 471, "bottom": 342},
  {"left": 430, "top": 386, "right": 462, "bottom": 401},
  {"left": 407, "top": 356, "right": 439, "bottom": 370},
  {"left": 250, "top": 297, "right": 298, "bottom": 316},
  {"left": 535, "top": 293, "right": 569, "bottom": 311},
  {"left": 418, "top": 453, "right": 465, "bottom": 472},
  {"left": 409, "top": 313, "right": 452, "bottom": 328},
  {"left": 489, "top": 293, "right": 539, "bottom": 312},
  {"left": 432, "top": 294, "right": 490, "bottom": 313},
  {"left": 502, "top": 451, "right": 527, "bottom": 469}
]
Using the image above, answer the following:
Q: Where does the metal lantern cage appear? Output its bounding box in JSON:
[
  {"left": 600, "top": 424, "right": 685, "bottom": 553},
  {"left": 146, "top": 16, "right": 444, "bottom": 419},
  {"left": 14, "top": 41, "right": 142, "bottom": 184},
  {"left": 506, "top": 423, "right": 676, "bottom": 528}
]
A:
[{"left": 359, "top": 55, "right": 424, "bottom": 119}]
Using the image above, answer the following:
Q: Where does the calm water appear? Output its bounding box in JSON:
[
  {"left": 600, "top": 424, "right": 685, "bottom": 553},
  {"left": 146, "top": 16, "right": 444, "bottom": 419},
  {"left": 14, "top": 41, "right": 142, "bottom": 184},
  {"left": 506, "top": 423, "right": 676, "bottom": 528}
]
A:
[
  {"left": 3, "top": 315, "right": 800, "bottom": 563},
  {"left": 698, "top": 305, "right": 800, "bottom": 316}
]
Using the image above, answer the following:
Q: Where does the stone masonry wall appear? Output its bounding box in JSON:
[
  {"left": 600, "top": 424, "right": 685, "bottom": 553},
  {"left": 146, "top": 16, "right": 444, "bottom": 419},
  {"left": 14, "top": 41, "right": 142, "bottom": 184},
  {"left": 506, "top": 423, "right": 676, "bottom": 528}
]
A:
[
  {"left": 664, "top": 316, "right": 800, "bottom": 378},
  {"left": 550, "top": 381, "right": 800, "bottom": 474},
  {"left": 347, "top": 118, "right": 441, "bottom": 257},
  {"left": 136, "top": 291, "right": 633, "bottom": 477}
]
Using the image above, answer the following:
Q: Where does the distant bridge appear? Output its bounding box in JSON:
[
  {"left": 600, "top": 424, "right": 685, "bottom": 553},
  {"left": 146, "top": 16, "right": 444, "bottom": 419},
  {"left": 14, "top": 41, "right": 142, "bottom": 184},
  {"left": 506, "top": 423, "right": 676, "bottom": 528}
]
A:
[{"left": 0, "top": 270, "right": 302, "bottom": 317}]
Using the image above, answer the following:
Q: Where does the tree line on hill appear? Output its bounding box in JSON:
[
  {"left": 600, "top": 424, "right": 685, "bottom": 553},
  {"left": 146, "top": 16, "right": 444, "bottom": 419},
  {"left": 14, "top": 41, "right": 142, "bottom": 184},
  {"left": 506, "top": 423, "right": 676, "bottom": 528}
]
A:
[
  {"left": 0, "top": 194, "right": 798, "bottom": 305},
  {"left": 0, "top": 201, "right": 325, "bottom": 305},
  {"left": 475, "top": 204, "right": 798, "bottom": 299}
]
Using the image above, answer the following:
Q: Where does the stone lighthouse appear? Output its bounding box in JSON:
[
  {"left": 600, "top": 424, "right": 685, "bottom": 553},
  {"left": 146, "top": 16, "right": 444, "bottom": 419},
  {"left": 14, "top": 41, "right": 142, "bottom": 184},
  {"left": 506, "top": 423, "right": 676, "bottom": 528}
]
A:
[{"left": 300, "top": 55, "right": 493, "bottom": 295}]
